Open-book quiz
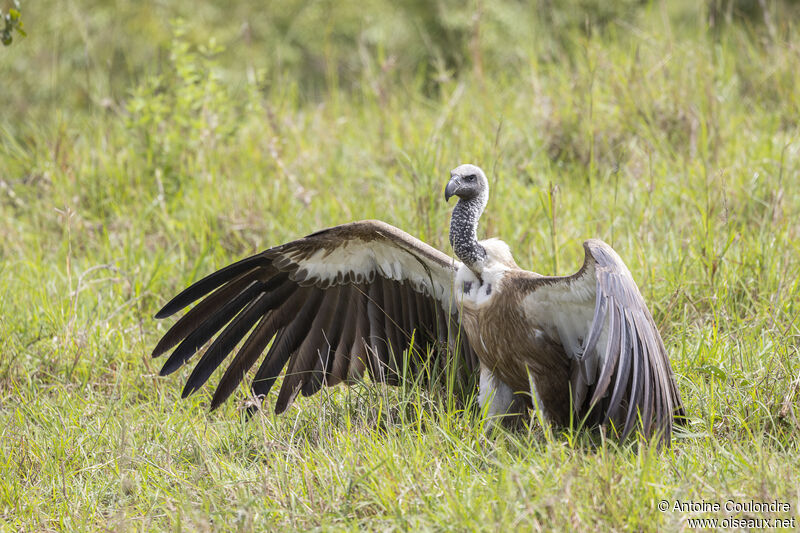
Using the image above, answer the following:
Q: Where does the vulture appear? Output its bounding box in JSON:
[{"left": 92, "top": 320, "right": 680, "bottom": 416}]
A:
[{"left": 152, "top": 164, "right": 685, "bottom": 443}]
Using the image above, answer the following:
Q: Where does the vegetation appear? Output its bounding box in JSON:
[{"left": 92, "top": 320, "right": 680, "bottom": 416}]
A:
[
  {"left": 2, "top": 0, "right": 799, "bottom": 530},
  {"left": 0, "top": 1, "right": 23, "bottom": 46}
]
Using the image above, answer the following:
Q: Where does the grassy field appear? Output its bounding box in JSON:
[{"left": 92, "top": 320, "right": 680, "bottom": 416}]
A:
[{"left": 2, "top": 0, "right": 800, "bottom": 530}]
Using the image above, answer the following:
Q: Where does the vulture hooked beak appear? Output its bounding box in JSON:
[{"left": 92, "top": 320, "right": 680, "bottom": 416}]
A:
[{"left": 444, "top": 176, "right": 461, "bottom": 201}]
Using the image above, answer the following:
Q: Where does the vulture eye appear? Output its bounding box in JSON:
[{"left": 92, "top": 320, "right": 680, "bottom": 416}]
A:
[{"left": 465, "top": 174, "right": 476, "bottom": 182}]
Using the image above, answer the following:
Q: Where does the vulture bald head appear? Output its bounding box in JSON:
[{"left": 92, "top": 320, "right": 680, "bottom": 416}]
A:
[{"left": 444, "top": 163, "right": 489, "bottom": 204}]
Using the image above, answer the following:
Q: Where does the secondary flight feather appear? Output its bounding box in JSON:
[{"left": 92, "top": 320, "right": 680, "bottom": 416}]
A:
[{"left": 152, "top": 164, "right": 685, "bottom": 443}]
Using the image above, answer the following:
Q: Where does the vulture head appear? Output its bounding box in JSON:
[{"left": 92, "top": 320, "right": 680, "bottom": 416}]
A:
[{"left": 444, "top": 163, "right": 489, "bottom": 205}]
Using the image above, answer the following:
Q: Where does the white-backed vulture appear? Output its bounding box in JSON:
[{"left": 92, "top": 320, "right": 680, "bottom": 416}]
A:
[{"left": 152, "top": 164, "right": 685, "bottom": 443}]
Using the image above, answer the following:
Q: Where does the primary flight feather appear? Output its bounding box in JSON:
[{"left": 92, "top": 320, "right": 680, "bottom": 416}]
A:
[{"left": 152, "top": 163, "right": 685, "bottom": 443}]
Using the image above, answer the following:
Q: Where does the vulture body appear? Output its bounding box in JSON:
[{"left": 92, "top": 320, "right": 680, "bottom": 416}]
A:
[{"left": 153, "top": 164, "right": 685, "bottom": 443}]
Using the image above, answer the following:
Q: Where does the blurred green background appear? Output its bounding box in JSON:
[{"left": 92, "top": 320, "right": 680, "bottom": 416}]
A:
[{"left": 4, "top": 0, "right": 799, "bottom": 123}]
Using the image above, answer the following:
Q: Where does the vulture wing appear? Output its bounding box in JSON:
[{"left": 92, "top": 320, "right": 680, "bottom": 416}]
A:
[
  {"left": 514, "top": 239, "right": 685, "bottom": 442},
  {"left": 152, "top": 220, "right": 478, "bottom": 414}
]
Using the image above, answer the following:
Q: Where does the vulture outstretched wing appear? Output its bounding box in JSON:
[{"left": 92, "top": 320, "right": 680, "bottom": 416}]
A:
[
  {"left": 515, "top": 239, "right": 685, "bottom": 442},
  {"left": 152, "top": 220, "right": 477, "bottom": 414}
]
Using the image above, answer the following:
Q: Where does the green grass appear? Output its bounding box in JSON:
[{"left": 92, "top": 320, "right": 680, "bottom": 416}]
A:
[{"left": 2, "top": 0, "right": 800, "bottom": 530}]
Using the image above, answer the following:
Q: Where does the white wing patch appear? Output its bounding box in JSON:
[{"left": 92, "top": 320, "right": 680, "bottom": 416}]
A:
[
  {"left": 521, "top": 262, "right": 603, "bottom": 377},
  {"left": 280, "top": 239, "right": 454, "bottom": 302}
]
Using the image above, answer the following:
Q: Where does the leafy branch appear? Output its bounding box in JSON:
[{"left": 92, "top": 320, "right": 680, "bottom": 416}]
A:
[{"left": 2, "top": 1, "right": 25, "bottom": 46}]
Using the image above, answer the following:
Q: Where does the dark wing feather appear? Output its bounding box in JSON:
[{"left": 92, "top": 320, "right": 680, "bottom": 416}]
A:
[
  {"left": 517, "top": 239, "right": 685, "bottom": 444},
  {"left": 328, "top": 291, "right": 360, "bottom": 385},
  {"left": 152, "top": 220, "right": 476, "bottom": 415}
]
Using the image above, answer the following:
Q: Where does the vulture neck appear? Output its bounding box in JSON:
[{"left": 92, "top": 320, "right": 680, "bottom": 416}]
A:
[{"left": 450, "top": 195, "right": 488, "bottom": 273}]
